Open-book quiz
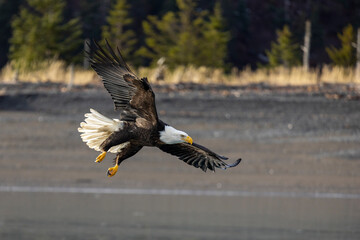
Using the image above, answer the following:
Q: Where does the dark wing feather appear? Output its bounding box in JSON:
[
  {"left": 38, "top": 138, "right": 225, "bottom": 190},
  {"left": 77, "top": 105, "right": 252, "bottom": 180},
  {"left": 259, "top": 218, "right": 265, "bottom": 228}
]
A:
[
  {"left": 89, "top": 40, "right": 158, "bottom": 124},
  {"left": 158, "top": 142, "right": 241, "bottom": 172}
]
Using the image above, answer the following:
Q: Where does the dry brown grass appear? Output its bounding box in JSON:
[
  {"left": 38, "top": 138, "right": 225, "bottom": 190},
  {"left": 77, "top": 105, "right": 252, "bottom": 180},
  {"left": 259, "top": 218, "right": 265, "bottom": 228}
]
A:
[
  {"left": 1, "top": 60, "right": 359, "bottom": 86},
  {"left": 319, "top": 65, "right": 358, "bottom": 84},
  {"left": 141, "top": 65, "right": 360, "bottom": 86},
  {"left": 0, "top": 60, "right": 99, "bottom": 85}
]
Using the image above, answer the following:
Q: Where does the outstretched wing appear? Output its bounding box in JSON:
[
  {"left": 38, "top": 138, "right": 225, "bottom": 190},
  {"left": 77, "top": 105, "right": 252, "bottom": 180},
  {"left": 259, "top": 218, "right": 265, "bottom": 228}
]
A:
[
  {"left": 158, "top": 142, "right": 241, "bottom": 172},
  {"left": 89, "top": 40, "right": 158, "bottom": 123}
]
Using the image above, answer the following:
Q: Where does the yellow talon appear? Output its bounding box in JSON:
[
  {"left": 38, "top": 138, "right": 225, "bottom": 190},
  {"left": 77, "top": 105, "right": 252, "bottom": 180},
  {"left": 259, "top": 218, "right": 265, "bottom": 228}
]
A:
[
  {"left": 107, "top": 164, "right": 119, "bottom": 177},
  {"left": 95, "top": 152, "right": 107, "bottom": 163}
]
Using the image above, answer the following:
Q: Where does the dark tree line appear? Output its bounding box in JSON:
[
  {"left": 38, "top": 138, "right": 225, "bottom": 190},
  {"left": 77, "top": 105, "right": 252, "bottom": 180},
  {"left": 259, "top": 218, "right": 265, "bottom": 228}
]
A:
[{"left": 1, "top": 0, "right": 359, "bottom": 71}]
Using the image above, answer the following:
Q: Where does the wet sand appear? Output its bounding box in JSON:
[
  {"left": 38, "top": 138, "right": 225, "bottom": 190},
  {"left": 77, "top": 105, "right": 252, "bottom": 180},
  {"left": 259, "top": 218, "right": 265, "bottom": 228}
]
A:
[{"left": 0, "top": 84, "right": 359, "bottom": 239}]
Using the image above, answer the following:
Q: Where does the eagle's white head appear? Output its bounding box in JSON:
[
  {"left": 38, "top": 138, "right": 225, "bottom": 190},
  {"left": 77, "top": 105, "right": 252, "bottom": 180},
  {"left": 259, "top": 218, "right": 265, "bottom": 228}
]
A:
[{"left": 159, "top": 125, "right": 193, "bottom": 145}]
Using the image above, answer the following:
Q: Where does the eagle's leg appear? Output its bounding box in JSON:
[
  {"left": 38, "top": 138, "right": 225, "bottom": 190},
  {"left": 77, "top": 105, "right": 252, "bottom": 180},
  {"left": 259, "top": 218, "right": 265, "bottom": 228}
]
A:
[
  {"left": 95, "top": 151, "right": 107, "bottom": 163},
  {"left": 106, "top": 144, "right": 143, "bottom": 177},
  {"left": 106, "top": 153, "right": 123, "bottom": 177},
  {"left": 106, "top": 151, "right": 123, "bottom": 177}
]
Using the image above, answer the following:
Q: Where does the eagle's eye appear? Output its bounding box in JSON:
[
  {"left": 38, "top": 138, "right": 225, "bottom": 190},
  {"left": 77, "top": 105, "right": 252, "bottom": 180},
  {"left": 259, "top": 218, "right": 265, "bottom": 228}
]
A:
[{"left": 180, "top": 134, "right": 185, "bottom": 138}]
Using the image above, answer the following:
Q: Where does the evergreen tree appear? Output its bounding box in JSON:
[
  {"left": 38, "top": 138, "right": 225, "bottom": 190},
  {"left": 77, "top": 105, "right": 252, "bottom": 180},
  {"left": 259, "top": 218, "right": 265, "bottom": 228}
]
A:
[
  {"left": 101, "top": 0, "right": 136, "bottom": 62},
  {"left": 199, "top": 1, "right": 230, "bottom": 68},
  {"left": 138, "top": 0, "right": 229, "bottom": 68},
  {"left": 265, "top": 25, "right": 301, "bottom": 68},
  {"left": 138, "top": 12, "right": 179, "bottom": 63},
  {"left": 9, "top": 0, "right": 82, "bottom": 71},
  {"left": 167, "top": 0, "right": 207, "bottom": 67},
  {"left": 326, "top": 24, "right": 356, "bottom": 67}
]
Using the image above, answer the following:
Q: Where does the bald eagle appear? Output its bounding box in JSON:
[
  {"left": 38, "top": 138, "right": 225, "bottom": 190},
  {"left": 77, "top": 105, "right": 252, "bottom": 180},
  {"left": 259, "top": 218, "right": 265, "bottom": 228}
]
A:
[{"left": 78, "top": 41, "right": 241, "bottom": 177}]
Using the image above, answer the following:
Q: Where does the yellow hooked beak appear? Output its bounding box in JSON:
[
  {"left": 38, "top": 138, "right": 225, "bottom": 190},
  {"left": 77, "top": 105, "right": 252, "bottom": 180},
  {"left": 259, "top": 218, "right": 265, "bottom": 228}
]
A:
[{"left": 182, "top": 136, "right": 193, "bottom": 144}]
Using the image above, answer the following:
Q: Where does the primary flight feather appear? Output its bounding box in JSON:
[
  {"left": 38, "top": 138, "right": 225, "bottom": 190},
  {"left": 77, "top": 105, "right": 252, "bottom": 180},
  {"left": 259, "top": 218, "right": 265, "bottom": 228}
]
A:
[{"left": 78, "top": 40, "right": 241, "bottom": 177}]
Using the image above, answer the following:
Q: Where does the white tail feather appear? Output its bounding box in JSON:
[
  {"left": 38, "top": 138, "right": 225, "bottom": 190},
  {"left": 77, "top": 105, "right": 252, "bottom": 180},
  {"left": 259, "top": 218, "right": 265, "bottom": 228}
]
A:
[{"left": 78, "top": 109, "right": 125, "bottom": 153}]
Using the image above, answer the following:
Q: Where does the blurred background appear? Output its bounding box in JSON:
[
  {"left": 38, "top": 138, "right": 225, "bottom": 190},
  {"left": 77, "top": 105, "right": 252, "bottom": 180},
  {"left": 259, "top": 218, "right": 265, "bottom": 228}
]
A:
[{"left": 0, "top": 0, "right": 360, "bottom": 239}]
